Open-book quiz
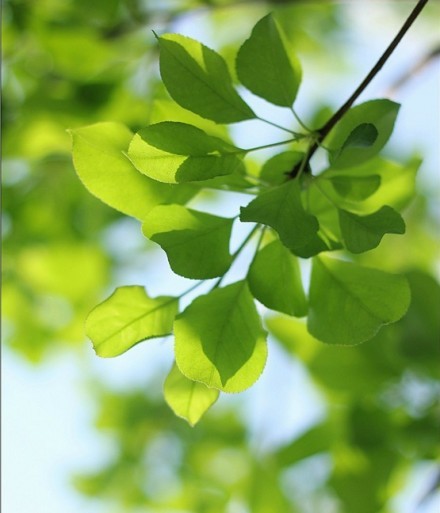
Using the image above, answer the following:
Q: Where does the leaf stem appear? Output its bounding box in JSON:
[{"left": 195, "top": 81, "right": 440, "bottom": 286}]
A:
[
  {"left": 290, "top": 107, "right": 314, "bottom": 133},
  {"left": 287, "top": 0, "right": 430, "bottom": 178},
  {"left": 244, "top": 138, "right": 297, "bottom": 154},
  {"left": 256, "top": 115, "right": 304, "bottom": 137},
  {"left": 177, "top": 279, "right": 207, "bottom": 300}
]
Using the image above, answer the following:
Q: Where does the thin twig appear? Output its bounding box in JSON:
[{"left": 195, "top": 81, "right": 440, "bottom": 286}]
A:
[{"left": 287, "top": 0, "right": 430, "bottom": 178}]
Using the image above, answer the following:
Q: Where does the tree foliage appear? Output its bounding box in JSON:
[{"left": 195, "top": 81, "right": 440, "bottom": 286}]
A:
[
  {"left": 72, "top": 10, "right": 424, "bottom": 421},
  {"left": 3, "top": 1, "right": 440, "bottom": 512}
]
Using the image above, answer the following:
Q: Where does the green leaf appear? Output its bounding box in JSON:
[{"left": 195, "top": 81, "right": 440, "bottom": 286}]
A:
[
  {"left": 164, "top": 363, "right": 219, "bottom": 426},
  {"left": 248, "top": 240, "right": 307, "bottom": 316},
  {"left": 236, "top": 13, "right": 302, "bottom": 107},
  {"left": 259, "top": 151, "right": 304, "bottom": 186},
  {"left": 70, "top": 122, "right": 194, "bottom": 220},
  {"left": 339, "top": 205, "right": 405, "bottom": 253},
  {"left": 308, "top": 256, "right": 410, "bottom": 345},
  {"left": 294, "top": 232, "right": 342, "bottom": 258},
  {"left": 158, "top": 33, "right": 255, "bottom": 123},
  {"left": 174, "top": 281, "right": 267, "bottom": 392},
  {"left": 86, "top": 286, "right": 178, "bottom": 357},
  {"left": 340, "top": 122, "right": 378, "bottom": 150},
  {"left": 142, "top": 204, "right": 233, "bottom": 279},
  {"left": 240, "top": 179, "right": 319, "bottom": 255},
  {"left": 329, "top": 174, "right": 381, "bottom": 200},
  {"left": 149, "top": 99, "right": 231, "bottom": 140},
  {"left": 326, "top": 99, "right": 400, "bottom": 168},
  {"left": 128, "top": 121, "right": 243, "bottom": 184}
]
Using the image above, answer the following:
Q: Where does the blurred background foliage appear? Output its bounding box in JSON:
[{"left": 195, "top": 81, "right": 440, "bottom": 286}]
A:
[{"left": 2, "top": 0, "right": 440, "bottom": 512}]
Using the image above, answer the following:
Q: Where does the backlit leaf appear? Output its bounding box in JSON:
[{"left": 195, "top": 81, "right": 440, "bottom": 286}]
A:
[
  {"left": 308, "top": 256, "right": 410, "bottom": 345},
  {"left": 329, "top": 174, "right": 381, "bottom": 200},
  {"left": 158, "top": 33, "right": 255, "bottom": 123},
  {"left": 174, "top": 281, "right": 267, "bottom": 392},
  {"left": 236, "top": 14, "right": 302, "bottom": 107},
  {"left": 240, "top": 179, "right": 319, "bottom": 256},
  {"left": 164, "top": 363, "right": 219, "bottom": 426},
  {"left": 339, "top": 205, "right": 405, "bottom": 253},
  {"left": 248, "top": 240, "right": 307, "bottom": 316},
  {"left": 86, "top": 286, "right": 178, "bottom": 357},
  {"left": 326, "top": 100, "right": 400, "bottom": 168},
  {"left": 70, "top": 122, "right": 194, "bottom": 220},
  {"left": 142, "top": 204, "right": 233, "bottom": 279},
  {"left": 128, "top": 121, "right": 243, "bottom": 184}
]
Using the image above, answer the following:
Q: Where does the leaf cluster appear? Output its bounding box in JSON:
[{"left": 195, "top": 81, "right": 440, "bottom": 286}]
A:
[{"left": 71, "top": 13, "right": 417, "bottom": 424}]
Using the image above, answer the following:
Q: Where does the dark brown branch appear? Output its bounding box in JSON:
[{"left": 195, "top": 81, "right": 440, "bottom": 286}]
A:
[{"left": 287, "top": 0, "right": 431, "bottom": 178}]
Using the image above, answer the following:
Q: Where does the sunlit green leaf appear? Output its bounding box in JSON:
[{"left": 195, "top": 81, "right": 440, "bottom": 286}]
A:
[
  {"left": 248, "top": 240, "right": 307, "bottom": 316},
  {"left": 339, "top": 205, "right": 405, "bottom": 253},
  {"left": 70, "top": 122, "right": 194, "bottom": 219},
  {"left": 128, "top": 121, "right": 243, "bottom": 184},
  {"left": 164, "top": 363, "right": 219, "bottom": 426},
  {"left": 326, "top": 100, "right": 400, "bottom": 168},
  {"left": 142, "top": 204, "right": 233, "bottom": 279},
  {"left": 236, "top": 14, "right": 302, "bottom": 107},
  {"left": 174, "top": 281, "right": 267, "bottom": 392},
  {"left": 149, "top": 99, "right": 231, "bottom": 140},
  {"left": 308, "top": 256, "right": 410, "bottom": 345},
  {"left": 158, "top": 33, "right": 255, "bottom": 123},
  {"left": 86, "top": 286, "right": 178, "bottom": 357},
  {"left": 240, "top": 179, "right": 319, "bottom": 255}
]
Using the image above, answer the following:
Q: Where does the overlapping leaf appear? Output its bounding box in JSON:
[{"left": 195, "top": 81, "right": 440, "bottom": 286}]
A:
[
  {"left": 142, "top": 204, "right": 234, "bottom": 279},
  {"left": 158, "top": 33, "right": 255, "bottom": 123},
  {"left": 164, "top": 363, "right": 219, "bottom": 426},
  {"left": 174, "top": 281, "right": 267, "bottom": 392},
  {"left": 259, "top": 151, "right": 305, "bottom": 186},
  {"left": 339, "top": 205, "right": 405, "bottom": 253},
  {"left": 236, "top": 14, "right": 302, "bottom": 107},
  {"left": 308, "top": 256, "right": 410, "bottom": 345},
  {"left": 128, "top": 121, "right": 243, "bottom": 184},
  {"left": 70, "top": 122, "right": 194, "bottom": 220},
  {"left": 248, "top": 240, "right": 307, "bottom": 316},
  {"left": 326, "top": 100, "right": 400, "bottom": 168},
  {"left": 240, "top": 179, "right": 319, "bottom": 256},
  {"left": 86, "top": 286, "right": 178, "bottom": 357},
  {"left": 328, "top": 174, "right": 381, "bottom": 201}
]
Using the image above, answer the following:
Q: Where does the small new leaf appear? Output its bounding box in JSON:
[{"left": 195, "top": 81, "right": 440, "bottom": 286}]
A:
[
  {"left": 236, "top": 13, "right": 302, "bottom": 107},
  {"left": 128, "top": 122, "right": 243, "bottom": 184},
  {"left": 158, "top": 34, "right": 255, "bottom": 123},
  {"left": 248, "top": 240, "right": 307, "bottom": 316},
  {"left": 339, "top": 205, "right": 405, "bottom": 253},
  {"left": 174, "top": 281, "right": 267, "bottom": 393},
  {"left": 86, "top": 286, "right": 178, "bottom": 357},
  {"left": 326, "top": 99, "right": 400, "bottom": 168},
  {"left": 164, "top": 364, "right": 219, "bottom": 426},
  {"left": 70, "top": 122, "right": 195, "bottom": 219},
  {"left": 142, "top": 204, "right": 234, "bottom": 279},
  {"left": 240, "top": 179, "right": 319, "bottom": 256},
  {"left": 308, "top": 256, "right": 410, "bottom": 345}
]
